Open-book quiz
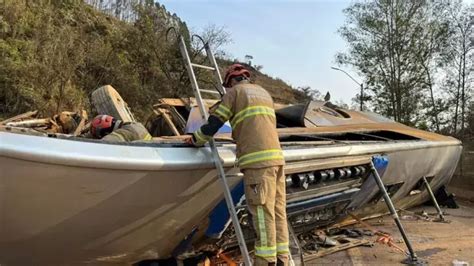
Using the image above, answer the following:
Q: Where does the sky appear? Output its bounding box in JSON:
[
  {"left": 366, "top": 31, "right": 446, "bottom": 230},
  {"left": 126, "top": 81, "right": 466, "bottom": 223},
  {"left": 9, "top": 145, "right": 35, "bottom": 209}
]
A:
[
  {"left": 159, "top": 0, "right": 358, "bottom": 104},
  {"left": 158, "top": 0, "right": 472, "bottom": 105}
]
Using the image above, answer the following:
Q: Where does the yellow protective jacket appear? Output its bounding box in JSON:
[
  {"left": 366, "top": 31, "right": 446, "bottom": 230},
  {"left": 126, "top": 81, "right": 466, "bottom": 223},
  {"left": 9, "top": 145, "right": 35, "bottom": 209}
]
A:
[
  {"left": 193, "top": 81, "right": 284, "bottom": 169},
  {"left": 102, "top": 122, "right": 152, "bottom": 142}
]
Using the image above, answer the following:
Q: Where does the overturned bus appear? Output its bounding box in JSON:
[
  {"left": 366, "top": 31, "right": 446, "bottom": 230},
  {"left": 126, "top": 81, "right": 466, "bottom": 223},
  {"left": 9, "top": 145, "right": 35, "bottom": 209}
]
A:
[{"left": 0, "top": 86, "right": 461, "bottom": 265}]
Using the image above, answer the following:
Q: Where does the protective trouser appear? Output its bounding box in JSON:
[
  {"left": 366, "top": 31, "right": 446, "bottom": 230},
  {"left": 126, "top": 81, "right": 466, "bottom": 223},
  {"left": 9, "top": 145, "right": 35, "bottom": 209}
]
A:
[{"left": 243, "top": 166, "right": 289, "bottom": 265}]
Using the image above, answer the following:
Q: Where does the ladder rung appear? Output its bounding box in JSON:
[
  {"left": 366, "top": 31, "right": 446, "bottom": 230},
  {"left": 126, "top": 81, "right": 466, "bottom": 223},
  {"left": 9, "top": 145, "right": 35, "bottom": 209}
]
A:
[
  {"left": 191, "top": 63, "right": 215, "bottom": 71},
  {"left": 200, "top": 89, "right": 220, "bottom": 95}
]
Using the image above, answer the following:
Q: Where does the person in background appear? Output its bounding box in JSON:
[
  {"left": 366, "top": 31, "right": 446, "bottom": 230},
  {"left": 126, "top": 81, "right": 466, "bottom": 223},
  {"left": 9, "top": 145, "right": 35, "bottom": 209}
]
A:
[{"left": 90, "top": 114, "right": 152, "bottom": 142}]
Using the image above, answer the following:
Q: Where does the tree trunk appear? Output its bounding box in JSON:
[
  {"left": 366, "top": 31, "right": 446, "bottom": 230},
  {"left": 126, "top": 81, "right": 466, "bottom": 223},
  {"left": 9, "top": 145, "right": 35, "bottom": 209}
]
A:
[
  {"left": 453, "top": 56, "right": 462, "bottom": 134},
  {"left": 460, "top": 35, "right": 466, "bottom": 137},
  {"left": 388, "top": 2, "right": 399, "bottom": 122},
  {"left": 56, "top": 82, "right": 64, "bottom": 114},
  {"left": 426, "top": 69, "right": 440, "bottom": 132}
]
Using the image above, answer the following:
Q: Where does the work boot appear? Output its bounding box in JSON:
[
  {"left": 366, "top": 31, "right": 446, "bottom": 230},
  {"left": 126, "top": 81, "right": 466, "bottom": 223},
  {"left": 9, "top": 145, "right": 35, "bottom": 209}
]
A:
[
  {"left": 254, "top": 257, "right": 276, "bottom": 266},
  {"left": 276, "top": 256, "right": 289, "bottom": 266}
]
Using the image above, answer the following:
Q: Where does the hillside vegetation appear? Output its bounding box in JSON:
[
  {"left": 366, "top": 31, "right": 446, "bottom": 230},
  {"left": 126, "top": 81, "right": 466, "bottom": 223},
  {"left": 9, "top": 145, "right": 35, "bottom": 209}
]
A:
[{"left": 0, "top": 1, "right": 305, "bottom": 121}]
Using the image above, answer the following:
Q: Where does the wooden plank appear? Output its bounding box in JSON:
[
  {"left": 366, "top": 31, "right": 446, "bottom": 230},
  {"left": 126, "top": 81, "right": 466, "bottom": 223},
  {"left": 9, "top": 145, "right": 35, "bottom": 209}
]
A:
[
  {"left": 328, "top": 213, "right": 388, "bottom": 230},
  {"left": 188, "top": 97, "right": 220, "bottom": 108},
  {"left": 156, "top": 108, "right": 181, "bottom": 136},
  {"left": 82, "top": 122, "right": 91, "bottom": 134},
  {"left": 0, "top": 125, "right": 47, "bottom": 135},
  {"left": 73, "top": 110, "right": 88, "bottom": 136},
  {"left": 0, "top": 110, "right": 38, "bottom": 125},
  {"left": 5, "top": 118, "right": 50, "bottom": 128},
  {"left": 303, "top": 239, "right": 370, "bottom": 261},
  {"left": 154, "top": 98, "right": 188, "bottom": 107},
  {"left": 49, "top": 117, "right": 60, "bottom": 133}
]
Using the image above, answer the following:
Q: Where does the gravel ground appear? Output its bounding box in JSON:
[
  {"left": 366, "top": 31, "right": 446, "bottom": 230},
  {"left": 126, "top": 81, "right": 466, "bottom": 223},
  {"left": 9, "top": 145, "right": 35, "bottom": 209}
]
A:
[{"left": 309, "top": 200, "right": 474, "bottom": 265}]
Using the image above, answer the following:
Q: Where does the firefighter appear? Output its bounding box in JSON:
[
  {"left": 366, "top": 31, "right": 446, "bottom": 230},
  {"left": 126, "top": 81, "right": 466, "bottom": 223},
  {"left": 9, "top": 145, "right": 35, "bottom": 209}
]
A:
[
  {"left": 90, "top": 115, "right": 152, "bottom": 142},
  {"left": 185, "top": 64, "right": 289, "bottom": 266}
]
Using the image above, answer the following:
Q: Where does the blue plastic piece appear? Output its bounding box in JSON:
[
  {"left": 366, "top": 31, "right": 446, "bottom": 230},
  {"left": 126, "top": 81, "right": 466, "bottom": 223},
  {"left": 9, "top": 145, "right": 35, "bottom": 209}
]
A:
[
  {"left": 372, "top": 155, "right": 389, "bottom": 169},
  {"left": 205, "top": 180, "right": 245, "bottom": 238},
  {"left": 372, "top": 155, "right": 389, "bottom": 177}
]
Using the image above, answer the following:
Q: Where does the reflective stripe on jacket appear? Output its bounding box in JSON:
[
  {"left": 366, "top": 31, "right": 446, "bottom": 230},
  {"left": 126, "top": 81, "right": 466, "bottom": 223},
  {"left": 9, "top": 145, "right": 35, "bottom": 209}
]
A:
[
  {"left": 193, "top": 81, "right": 284, "bottom": 169},
  {"left": 102, "top": 122, "right": 152, "bottom": 142}
]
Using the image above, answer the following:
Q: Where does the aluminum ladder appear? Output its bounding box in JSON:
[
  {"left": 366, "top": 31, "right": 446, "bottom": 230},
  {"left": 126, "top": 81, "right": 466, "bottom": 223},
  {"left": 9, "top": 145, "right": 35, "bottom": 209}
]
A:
[{"left": 172, "top": 31, "right": 252, "bottom": 266}]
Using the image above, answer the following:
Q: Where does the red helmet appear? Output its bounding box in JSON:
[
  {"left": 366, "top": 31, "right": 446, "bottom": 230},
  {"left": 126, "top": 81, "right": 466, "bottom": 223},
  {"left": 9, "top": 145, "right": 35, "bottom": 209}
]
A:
[
  {"left": 91, "top": 115, "right": 119, "bottom": 138},
  {"left": 222, "top": 64, "right": 251, "bottom": 88}
]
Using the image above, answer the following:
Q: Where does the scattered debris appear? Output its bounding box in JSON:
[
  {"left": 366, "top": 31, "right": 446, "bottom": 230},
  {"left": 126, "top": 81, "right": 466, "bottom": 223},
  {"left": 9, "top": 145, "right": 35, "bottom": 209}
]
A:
[
  {"left": 303, "top": 237, "right": 370, "bottom": 261},
  {"left": 435, "top": 186, "right": 459, "bottom": 209},
  {"left": 452, "top": 259, "right": 470, "bottom": 266},
  {"left": 296, "top": 226, "right": 374, "bottom": 262},
  {"left": 0, "top": 110, "right": 38, "bottom": 125},
  {"left": 328, "top": 213, "right": 388, "bottom": 229},
  {"left": 5, "top": 118, "right": 52, "bottom": 128},
  {"left": 215, "top": 252, "right": 238, "bottom": 266},
  {"left": 146, "top": 100, "right": 188, "bottom": 137},
  {"left": 53, "top": 111, "right": 81, "bottom": 134},
  {"left": 1, "top": 111, "right": 85, "bottom": 134},
  {"left": 328, "top": 228, "right": 374, "bottom": 238},
  {"left": 196, "top": 257, "right": 210, "bottom": 266},
  {"left": 73, "top": 110, "right": 88, "bottom": 136},
  {"left": 0, "top": 86, "right": 136, "bottom": 136},
  {"left": 399, "top": 209, "right": 452, "bottom": 224},
  {"left": 399, "top": 209, "right": 432, "bottom": 221},
  {"left": 375, "top": 234, "right": 406, "bottom": 253}
]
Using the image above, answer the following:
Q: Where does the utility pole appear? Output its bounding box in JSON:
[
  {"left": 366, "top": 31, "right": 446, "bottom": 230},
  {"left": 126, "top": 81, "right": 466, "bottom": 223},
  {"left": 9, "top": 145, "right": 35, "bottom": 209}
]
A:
[{"left": 331, "top": 67, "right": 364, "bottom": 111}]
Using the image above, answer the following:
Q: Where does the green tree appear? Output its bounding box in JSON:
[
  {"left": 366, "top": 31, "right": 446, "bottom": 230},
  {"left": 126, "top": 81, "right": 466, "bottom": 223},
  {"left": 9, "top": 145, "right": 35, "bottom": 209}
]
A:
[
  {"left": 295, "top": 86, "right": 322, "bottom": 101},
  {"left": 439, "top": 1, "right": 473, "bottom": 137},
  {"left": 337, "top": 0, "right": 452, "bottom": 128},
  {"left": 0, "top": 0, "right": 303, "bottom": 121}
]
